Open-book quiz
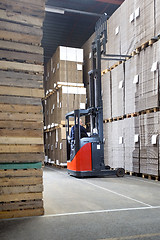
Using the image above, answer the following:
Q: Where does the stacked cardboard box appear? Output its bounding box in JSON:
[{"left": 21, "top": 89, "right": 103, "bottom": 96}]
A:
[
  {"left": 125, "top": 40, "right": 159, "bottom": 114},
  {"left": 44, "top": 46, "right": 86, "bottom": 166},
  {"left": 111, "top": 64, "right": 125, "bottom": 118},
  {"left": 155, "top": 0, "right": 160, "bottom": 36},
  {"left": 140, "top": 112, "right": 160, "bottom": 176},
  {"left": 104, "top": 121, "right": 125, "bottom": 169},
  {"left": 47, "top": 86, "right": 86, "bottom": 126},
  {"left": 45, "top": 127, "right": 67, "bottom": 166},
  {"left": 125, "top": 56, "right": 139, "bottom": 114},
  {"left": 0, "top": 0, "right": 45, "bottom": 218},
  {"left": 124, "top": 117, "right": 140, "bottom": 172},
  {"left": 102, "top": 39, "right": 159, "bottom": 120},
  {"left": 104, "top": 114, "right": 160, "bottom": 176},
  {"left": 102, "top": 71, "right": 112, "bottom": 120},
  {"left": 83, "top": 0, "right": 160, "bottom": 177},
  {"left": 106, "top": 0, "right": 160, "bottom": 68},
  {"left": 45, "top": 46, "right": 83, "bottom": 91}
]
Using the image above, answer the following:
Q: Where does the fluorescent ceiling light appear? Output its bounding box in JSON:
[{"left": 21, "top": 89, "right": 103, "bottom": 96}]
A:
[
  {"left": 45, "top": 5, "right": 103, "bottom": 17},
  {"left": 45, "top": 6, "right": 65, "bottom": 14}
]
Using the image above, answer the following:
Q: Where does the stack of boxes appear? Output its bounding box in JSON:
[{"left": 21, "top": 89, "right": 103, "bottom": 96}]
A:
[
  {"left": 106, "top": 0, "right": 158, "bottom": 68},
  {"left": 43, "top": 46, "right": 86, "bottom": 166},
  {"left": 83, "top": 0, "right": 160, "bottom": 178},
  {"left": 140, "top": 112, "right": 160, "bottom": 176}
]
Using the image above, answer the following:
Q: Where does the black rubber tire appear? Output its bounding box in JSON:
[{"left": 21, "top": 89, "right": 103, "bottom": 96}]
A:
[{"left": 116, "top": 168, "right": 125, "bottom": 177}]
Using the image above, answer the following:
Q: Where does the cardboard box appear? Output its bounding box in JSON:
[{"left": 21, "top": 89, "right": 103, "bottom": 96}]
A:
[{"left": 49, "top": 46, "right": 84, "bottom": 86}]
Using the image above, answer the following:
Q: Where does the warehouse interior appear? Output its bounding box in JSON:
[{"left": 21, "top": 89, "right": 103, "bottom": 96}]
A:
[{"left": 0, "top": 0, "right": 160, "bottom": 239}]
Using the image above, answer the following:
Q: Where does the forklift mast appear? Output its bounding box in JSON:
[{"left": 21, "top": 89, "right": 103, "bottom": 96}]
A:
[{"left": 89, "top": 14, "right": 108, "bottom": 142}]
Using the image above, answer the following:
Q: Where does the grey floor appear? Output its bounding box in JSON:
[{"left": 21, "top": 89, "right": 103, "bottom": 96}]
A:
[{"left": 0, "top": 166, "right": 160, "bottom": 240}]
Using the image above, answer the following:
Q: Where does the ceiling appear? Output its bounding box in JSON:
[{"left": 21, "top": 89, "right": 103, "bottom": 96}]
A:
[{"left": 42, "top": 0, "right": 124, "bottom": 64}]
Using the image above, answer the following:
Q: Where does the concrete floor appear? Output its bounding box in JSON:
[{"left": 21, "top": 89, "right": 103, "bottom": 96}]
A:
[{"left": 0, "top": 166, "right": 160, "bottom": 240}]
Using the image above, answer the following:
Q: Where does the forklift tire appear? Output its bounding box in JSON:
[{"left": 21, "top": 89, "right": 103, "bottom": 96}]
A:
[{"left": 116, "top": 168, "right": 125, "bottom": 177}]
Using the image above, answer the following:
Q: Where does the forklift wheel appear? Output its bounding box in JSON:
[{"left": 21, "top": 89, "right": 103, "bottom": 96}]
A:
[{"left": 116, "top": 168, "right": 125, "bottom": 177}]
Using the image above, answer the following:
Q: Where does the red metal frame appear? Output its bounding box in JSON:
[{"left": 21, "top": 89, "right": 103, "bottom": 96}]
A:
[{"left": 67, "top": 143, "right": 92, "bottom": 172}]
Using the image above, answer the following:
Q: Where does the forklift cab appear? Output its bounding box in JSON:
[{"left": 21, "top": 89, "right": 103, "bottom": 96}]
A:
[
  {"left": 66, "top": 109, "right": 124, "bottom": 177},
  {"left": 66, "top": 109, "right": 91, "bottom": 165},
  {"left": 66, "top": 109, "right": 103, "bottom": 177}
]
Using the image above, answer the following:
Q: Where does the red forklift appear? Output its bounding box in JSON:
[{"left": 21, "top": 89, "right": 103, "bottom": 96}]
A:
[{"left": 66, "top": 15, "right": 125, "bottom": 178}]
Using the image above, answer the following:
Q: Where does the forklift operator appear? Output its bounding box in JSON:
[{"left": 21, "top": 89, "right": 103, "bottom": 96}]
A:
[{"left": 70, "top": 118, "right": 88, "bottom": 140}]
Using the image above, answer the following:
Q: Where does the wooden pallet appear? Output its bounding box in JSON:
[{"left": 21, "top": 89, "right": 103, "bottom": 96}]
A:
[
  {"left": 0, "top": 168, "right": 43, "bottom": 177},
  {"left": 0, "top": 39, "right": 43, "bottom": 55},
  {"left": 104, "top": 107, "right": 160, "bottom": 124},
  {"left": 131, "top": 50, "right": 137, "bottom": 57},
  {"left": 104, "top": 115, "right": 124, "bottom": 123},
  {"left": 0, "top": 29, "right": 41, "bottom": 45},
  {"left": 104, "top": 118, "right": 112, "bottom": 123},
  {"left": 0, "top": 103, "right": 43, "bottom": 114},
  {"left": 142, "top": 174, "right": 159, "bottom": 181},
  {"left": 0, "top": 60, "right": 44, "bottom": 74},
  {"left": 0, "top": 208, "right": 44, "bottom": 219},
  {"left": 0, "top": 200, "right": 43, "bottom": 212},
  {"left": 0, "top": 192, "right": 42, "bottom": 202},
  {"left": 125, "top": 171, "right": 141, "bottom": 177},
  {"left": 0, "top": 176, "right": 42, "bottom": 187},
  {"left": 101, "top": 68, "right": 110, "bottom": 76},
  {"left": 0, "top": 162, "right": 42, "bottom": 170},
  {"left": 0, "top": 20, "right": 43, "bottom": 38},
  {"left": 0, "top": 145, "right": 44, "bottom": 154},
  {"left": 126, "top": 112, "right": 139, "bottom": 118},
  {"left": 0, "top": 168, "right": 44, "bottom": 218},
  {"left": 0, "top": 9, "right": 43, "bottom": 28},
  {"left": 141, "top": 107, "right": 160, "bottom": 115},
  {"left": 0, "top": 50, "right": 43, "bottom": 65},
  {"left": 0, "top": 0, "right": 45, "bottom": 19},
  {"left": 125, "top": 171, "right": 159, "bottom": 181}
]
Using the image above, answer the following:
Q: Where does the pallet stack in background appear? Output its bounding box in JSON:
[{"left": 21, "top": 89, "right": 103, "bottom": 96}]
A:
[
  {"left": 43, "top": 46, "right": 86, "bottom": 166},
  {"left": 83, "top": 0, "right": 160, "bottom": 179},
  {"left": 0, "top": 0, "right": 45, "bottom": 218},
  {"left": 106, "top": 0, "right": 159, "bottom": 68}
]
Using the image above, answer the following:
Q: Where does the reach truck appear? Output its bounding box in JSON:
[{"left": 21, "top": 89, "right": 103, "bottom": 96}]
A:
[{"left": 66, "top": 14, "right": 125, "bottom": 178}]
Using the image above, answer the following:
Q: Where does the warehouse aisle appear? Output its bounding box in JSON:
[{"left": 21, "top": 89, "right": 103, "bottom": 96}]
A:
[
  {"left": 43, "top": 166, "right": 160, "bottom": 215},
  {"left": 0, "top": 166, "right": 160, "bottom": 240}
]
